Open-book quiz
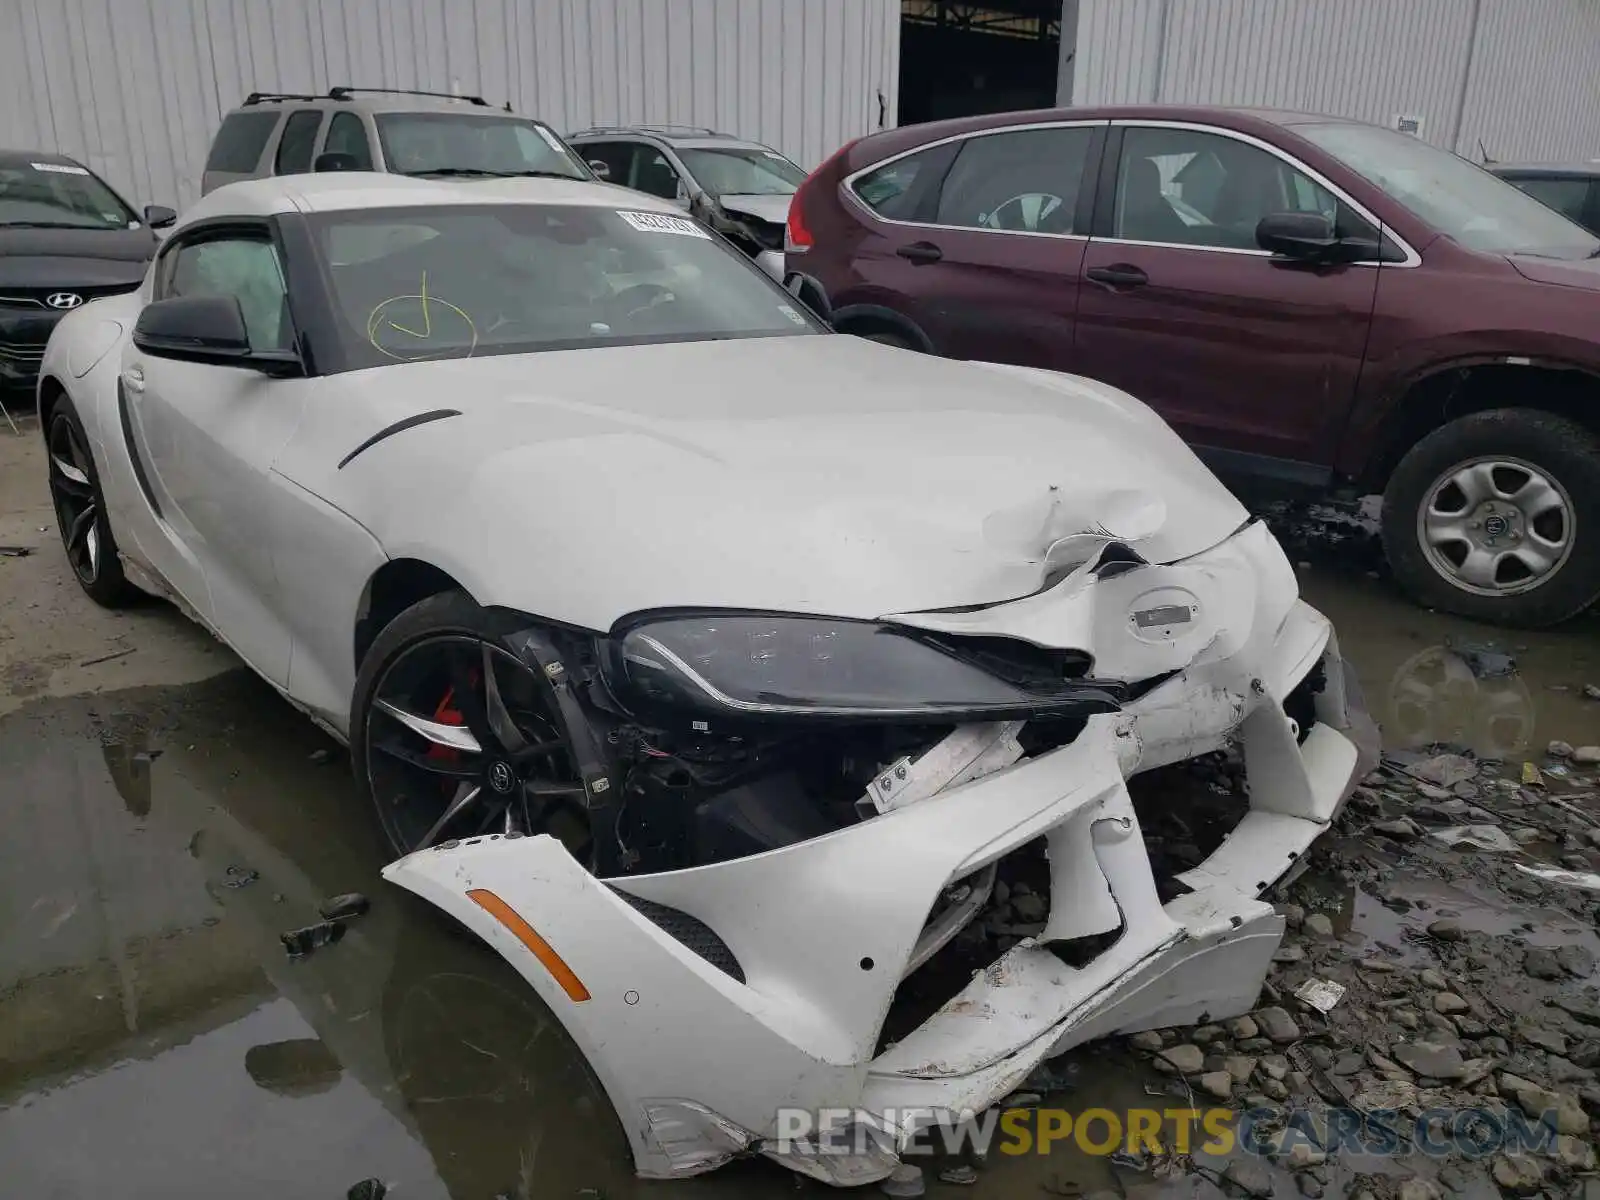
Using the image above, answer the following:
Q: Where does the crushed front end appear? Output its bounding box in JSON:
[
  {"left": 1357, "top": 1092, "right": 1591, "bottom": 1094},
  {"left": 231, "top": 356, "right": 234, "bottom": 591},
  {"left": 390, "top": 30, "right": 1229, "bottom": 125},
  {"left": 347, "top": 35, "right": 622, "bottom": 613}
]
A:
[{"left": 385, "top": 517, "right": 1378, "bottom": 1186}]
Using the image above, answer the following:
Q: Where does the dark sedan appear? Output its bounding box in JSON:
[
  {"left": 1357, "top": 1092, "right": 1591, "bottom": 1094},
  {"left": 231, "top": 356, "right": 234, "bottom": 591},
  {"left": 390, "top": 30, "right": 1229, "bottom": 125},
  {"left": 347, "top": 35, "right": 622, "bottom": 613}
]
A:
[{"left": 0, "top": 150, "right": 175, "bottom": 393}]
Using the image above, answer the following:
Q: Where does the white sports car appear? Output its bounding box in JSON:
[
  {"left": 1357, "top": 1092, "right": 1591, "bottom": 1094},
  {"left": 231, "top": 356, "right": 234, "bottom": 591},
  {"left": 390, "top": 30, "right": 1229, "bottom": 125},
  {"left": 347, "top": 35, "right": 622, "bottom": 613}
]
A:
[{"left": 38, "top": 172, "right": 1377, "bottom": 1186}]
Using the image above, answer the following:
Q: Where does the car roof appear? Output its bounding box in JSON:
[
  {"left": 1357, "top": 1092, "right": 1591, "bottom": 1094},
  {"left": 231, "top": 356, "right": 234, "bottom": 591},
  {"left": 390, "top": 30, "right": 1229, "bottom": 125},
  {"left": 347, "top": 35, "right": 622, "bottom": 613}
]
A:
[
  {"left": 567, "top": 125, "right": 768, "bottom": 151},
  {"left": 178, "top": 171, "right": 681, "bottom": 223},
  {"left": 0, "top": 148, "right": 91, "bottom": 171},
  {"left": 839, "top": 103, "right": 1373, "bottom": 166},
  {"left": 1488, "top": 162, "right": 1600, "bottom": 177},
  {"left": 230, "top": 93, "right": 526, "bottom": 116}
]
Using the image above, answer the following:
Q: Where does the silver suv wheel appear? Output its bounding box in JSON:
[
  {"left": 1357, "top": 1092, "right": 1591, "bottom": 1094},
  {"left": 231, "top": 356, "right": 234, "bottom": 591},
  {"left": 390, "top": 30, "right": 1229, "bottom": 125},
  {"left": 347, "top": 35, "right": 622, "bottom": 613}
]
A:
[{"left": 1416, "top": 454, "right": 1575, "bottom": 596}]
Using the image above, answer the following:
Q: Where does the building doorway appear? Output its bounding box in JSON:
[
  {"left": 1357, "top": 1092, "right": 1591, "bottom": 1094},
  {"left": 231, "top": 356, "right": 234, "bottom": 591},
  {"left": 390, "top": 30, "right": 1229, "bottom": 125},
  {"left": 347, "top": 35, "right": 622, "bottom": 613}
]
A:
[{"left": 898, "top": 0, "right": 1068, "bottom": 126}]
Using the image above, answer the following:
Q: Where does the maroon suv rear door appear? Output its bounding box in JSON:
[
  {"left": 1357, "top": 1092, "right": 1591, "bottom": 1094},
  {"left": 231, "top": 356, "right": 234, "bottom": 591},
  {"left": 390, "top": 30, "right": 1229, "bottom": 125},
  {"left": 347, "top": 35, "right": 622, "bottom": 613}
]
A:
[
  {"left": 1074, "top": 122, "right": 1384, "bottom": 478},
  {"left": 844, "top": 121, "right": 1105, "bottom": 369}
]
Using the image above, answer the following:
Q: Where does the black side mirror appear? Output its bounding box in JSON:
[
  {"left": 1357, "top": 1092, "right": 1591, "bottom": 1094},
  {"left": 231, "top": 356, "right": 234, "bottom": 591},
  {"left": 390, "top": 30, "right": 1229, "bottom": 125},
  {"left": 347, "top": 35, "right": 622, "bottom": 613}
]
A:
[
  {"left": 313, "top": 152, "right": 361, "bottom": 173},
  {"left": 143, "top": 204, "right": 178, "bottom": 229},
  {"left": 1255, "top": 211, "right": 1340, "bottom": 260},
  {"left": 132, "top": 295, "right": 300, "bottom": 376},
  {"left": 586, "top": 159, "right": 611, "bottom": 180}
]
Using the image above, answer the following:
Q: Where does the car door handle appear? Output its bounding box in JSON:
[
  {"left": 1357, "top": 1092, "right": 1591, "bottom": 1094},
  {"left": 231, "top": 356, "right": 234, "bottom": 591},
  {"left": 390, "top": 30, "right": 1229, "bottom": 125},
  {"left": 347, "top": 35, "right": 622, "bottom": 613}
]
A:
[
  {"left": 122, "top": 365, "right": 145, "bottom": 394},
  {"left": 1086, "top": 264, "right": 1149, "bottom": 288},
  {"left": 896, "top": 241, "right": 943, "bottom": 264}
]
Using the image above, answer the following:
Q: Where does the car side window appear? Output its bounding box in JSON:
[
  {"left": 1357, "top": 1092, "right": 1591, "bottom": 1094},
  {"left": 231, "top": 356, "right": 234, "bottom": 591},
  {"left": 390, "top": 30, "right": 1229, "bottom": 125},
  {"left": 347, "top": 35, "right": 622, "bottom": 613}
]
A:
[
  {"left": 165, "top": 235, "right": 292, "bottom": 352},
  {"left": 633, "top": 148, "right": 685, "bottom": 201},
  {"left": 1506, "top": 176, "right": 1591, "bottom": 224},
  {"left": 934, "top": 127, "right": 1095, "bottom": 234},
  {"left": 851, "top": 144, "right": 955, "bottom": 222},
  {"left": 205, "top": 111, "right": 280, "bottom": 173},
  {"left": 1114, "top": 126, "right": 1373, "bottom": 251},
  {"left": 322, "top": 112, "right": 374, "bottom": 170},
  {"left": 577, "top": 141, "right": 634, "bottom": 185},
  {"left": 275, "top": 110, "right": 324, "bottom": 176}
]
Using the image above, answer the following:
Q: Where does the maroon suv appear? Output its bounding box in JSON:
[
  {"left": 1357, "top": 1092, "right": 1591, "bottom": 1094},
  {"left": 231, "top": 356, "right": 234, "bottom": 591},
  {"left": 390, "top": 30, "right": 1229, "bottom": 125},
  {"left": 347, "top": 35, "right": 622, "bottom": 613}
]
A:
[{"left": 784, "top": 106, "right": 1600, "bottom": 629}]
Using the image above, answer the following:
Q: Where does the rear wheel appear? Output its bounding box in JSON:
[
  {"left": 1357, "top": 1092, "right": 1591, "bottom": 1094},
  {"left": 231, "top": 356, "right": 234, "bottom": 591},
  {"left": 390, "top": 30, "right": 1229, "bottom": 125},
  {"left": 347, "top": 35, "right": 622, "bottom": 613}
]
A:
[
  {"left": 45, "top": 396, "right": 138, "bottom": 607},
  {"left": 351, "top": 591, "right": 594, "bottom": 862},
  {"left": 1381, "top": 408, "right": 1600, "bottom": 627}
]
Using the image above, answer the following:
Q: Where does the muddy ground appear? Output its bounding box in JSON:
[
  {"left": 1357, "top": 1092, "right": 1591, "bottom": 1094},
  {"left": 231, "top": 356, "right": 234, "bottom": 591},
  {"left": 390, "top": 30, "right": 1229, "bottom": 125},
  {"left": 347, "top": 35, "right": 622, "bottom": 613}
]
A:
[{"left": 4, "top": 422, "right": 1600, "bottom": 1200}]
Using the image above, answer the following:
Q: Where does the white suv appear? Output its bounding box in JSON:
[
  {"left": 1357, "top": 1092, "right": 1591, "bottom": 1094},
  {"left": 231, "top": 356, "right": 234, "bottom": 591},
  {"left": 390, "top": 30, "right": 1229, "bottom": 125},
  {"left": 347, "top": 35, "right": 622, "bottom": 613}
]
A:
[{"left": 200, "top": 87, "right": 595, "bottom": 195}]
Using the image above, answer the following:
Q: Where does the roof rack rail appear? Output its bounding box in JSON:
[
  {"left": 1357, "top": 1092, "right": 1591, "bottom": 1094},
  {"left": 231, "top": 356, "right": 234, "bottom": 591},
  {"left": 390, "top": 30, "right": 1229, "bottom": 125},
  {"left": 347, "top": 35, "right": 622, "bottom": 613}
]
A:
[
  {"left": 569, "top": 124, "right": 728, "bottom": 138},
  {"left": 243, "top": 91, "right": 324, "bottom": 106},
  {"left": 326, "top": 86, "right": 491, "bottom": 107}
]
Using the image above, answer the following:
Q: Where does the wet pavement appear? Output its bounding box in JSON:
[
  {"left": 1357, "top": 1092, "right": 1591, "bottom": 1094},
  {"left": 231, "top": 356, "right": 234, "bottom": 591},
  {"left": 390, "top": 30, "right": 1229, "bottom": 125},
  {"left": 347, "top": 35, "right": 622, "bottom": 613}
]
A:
[{"left": 3, "top": 531, "right": 1600, "bottom": 1197}]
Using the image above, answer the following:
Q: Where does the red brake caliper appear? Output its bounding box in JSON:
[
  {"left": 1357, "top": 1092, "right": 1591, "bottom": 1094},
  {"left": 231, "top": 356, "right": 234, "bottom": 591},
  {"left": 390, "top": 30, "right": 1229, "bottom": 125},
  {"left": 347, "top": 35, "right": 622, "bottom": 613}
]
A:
[{"left": 428, "top": 670, "right": 478, "bottom": 789}]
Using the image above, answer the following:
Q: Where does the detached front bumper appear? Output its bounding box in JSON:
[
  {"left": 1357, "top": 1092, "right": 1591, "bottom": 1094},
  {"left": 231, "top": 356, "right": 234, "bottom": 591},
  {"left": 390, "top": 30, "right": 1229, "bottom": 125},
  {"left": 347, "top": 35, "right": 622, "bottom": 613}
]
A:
[{"left": 385, "top": 519, "right": 1378, "bottom": 1186}]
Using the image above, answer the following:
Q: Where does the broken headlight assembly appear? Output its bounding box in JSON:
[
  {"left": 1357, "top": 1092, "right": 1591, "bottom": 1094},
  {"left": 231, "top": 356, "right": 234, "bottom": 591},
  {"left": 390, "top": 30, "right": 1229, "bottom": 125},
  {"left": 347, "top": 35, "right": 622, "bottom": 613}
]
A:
[{"left": 603, "top": 613, "right": 1122, "bottom": 724}]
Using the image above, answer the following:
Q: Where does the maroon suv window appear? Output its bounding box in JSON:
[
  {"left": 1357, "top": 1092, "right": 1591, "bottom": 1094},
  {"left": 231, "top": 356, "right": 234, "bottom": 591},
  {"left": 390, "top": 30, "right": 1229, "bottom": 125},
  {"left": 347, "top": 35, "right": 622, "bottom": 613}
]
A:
[
  {"left": 934, "top": 126, "right": 1095, "bottom": 234},
  {"left": 852, "top": 145, "right": 952, "bottom": 220}
]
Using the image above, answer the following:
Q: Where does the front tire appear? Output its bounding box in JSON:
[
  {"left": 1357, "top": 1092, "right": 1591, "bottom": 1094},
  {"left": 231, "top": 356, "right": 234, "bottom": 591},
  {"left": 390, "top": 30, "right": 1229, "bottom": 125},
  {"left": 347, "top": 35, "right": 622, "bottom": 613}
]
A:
[
  {"left": 45, "top": 395, "right": 138, "bottom": 608},
  {"left": 1381, "top": 408, "right": 1600, "bottom": 627},
  {"left": 351, "top": 591, "right": 592, "bottom": 862}
]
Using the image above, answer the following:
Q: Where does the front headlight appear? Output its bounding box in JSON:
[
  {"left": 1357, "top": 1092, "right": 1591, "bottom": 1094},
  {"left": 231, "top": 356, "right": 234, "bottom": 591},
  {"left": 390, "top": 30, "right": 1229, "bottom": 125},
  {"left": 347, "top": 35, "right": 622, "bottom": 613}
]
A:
[{"left": 606, "top": 613, "right": 1121, "bottom": 723}]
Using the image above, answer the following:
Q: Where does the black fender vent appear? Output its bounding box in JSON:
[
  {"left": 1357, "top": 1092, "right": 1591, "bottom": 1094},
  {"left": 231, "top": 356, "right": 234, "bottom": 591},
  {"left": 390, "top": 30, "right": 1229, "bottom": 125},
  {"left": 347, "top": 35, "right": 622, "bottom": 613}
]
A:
[{"left": 609, "top": 887, "right": 745, "bottom": 984}]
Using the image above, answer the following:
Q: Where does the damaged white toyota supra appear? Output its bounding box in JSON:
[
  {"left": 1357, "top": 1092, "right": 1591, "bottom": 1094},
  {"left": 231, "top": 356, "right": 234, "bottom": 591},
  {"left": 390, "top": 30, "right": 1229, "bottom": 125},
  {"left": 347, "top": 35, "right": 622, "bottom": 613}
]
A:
[{"left": 39, "top": 172, "right": 1379, "bottom": 1186}]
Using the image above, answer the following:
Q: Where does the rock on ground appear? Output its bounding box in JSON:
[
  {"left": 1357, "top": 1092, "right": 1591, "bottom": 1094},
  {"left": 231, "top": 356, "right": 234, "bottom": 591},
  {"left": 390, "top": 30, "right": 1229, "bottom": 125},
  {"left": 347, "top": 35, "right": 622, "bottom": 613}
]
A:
[
  {"left": 1196, "top": 1071, "right": 1233, "bottom": 1099},
  {"left": 1490, "top": 1155, "right": 1543, "bottom": 1193},
  {"left": 1304, "top": 913, "right": 1334, "bottom": 937},
  {"left": 1254, "top": 1007, "right": 1301, "bottom": 1044},
  {"left": 1391, "top": 1041, "right": 1467, "bottom": 1079},
  {"left": 1157, "top": 1044, "right": 1205, "bottom": 1074},
  {"left": 1524, "top": 947, "right": 1565, "bottom": 980},
  {"left": 1553, "top": 1134, "right": 1597, "bottom": 1170},
  {"left": 1223, "top": 1158, "right": 1274, "bottom": 1198}
]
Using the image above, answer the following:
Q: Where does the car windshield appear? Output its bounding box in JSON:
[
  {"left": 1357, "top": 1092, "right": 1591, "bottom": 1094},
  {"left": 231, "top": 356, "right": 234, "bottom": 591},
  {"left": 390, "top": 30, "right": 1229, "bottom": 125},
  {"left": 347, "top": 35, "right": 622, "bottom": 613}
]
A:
[
  {"left": 374, "top": 113, "right": 592, "bottom": 181},
  {"left": 678, "top": 147, "right": 807, "bottom": 197},
  {"left": 0, "top": 161, "right": 137, "bottom": 230},
  {"left": 1296, "top": 122, "right": 1600, "bottom": 258},
  {"left": 310, "top": 203, "right": 824, "bottom": 366}
]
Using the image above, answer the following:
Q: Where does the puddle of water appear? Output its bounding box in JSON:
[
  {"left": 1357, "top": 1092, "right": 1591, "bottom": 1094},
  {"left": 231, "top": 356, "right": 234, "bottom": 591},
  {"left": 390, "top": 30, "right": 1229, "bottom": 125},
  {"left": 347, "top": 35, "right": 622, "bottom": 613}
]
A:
[
  {"left": 1298, "top": 861, "right": 1600, "bottom": 978},
  {"left": 1297, "top": 572, "right": 1600, "bottom": 763},
  {"left": 0, "top": 673, "right": 780, "bottom": 1199}
]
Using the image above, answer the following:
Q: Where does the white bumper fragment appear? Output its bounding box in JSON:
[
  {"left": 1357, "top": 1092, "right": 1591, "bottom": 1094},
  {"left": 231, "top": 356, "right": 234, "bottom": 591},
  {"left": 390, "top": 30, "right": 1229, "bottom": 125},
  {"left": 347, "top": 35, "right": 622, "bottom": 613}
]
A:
[{"left": 383, "top": 519, "right": 1377, "bottom": 1186}]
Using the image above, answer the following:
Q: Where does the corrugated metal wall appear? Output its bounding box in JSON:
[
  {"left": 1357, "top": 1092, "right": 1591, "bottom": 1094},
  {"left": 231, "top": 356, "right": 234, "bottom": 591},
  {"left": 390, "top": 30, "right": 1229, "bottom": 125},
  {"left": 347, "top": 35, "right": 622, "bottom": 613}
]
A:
[
  {"left": 1073, "top": 0, "right": 1600, "bottom": 161},
  {"left": 1456, "top": 0, "right": 1600, "bottom": 162},
  {"left": 0, "top": 0, "right": 900, "bottom": 212}
]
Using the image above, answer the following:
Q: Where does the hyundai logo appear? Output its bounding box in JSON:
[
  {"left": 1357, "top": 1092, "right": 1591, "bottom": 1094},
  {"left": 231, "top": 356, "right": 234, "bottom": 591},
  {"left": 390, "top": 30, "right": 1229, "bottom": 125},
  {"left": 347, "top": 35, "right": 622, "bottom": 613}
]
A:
[
  {"left": 46, "top": 292, "right": 83, "bottom": 310},
  {"left": 487, "top": 761, "right": 516, "bottom": 795}
]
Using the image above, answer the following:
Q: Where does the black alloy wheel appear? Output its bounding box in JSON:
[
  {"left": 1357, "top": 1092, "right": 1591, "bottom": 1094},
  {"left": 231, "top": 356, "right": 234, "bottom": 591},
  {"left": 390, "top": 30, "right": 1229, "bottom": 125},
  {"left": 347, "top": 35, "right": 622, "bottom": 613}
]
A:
[
  {"left": 46, "top": 398, "right": 136, "bottom": 606},
  {"left": 355, "top": 595, "right": 592, "bottom": 860}
]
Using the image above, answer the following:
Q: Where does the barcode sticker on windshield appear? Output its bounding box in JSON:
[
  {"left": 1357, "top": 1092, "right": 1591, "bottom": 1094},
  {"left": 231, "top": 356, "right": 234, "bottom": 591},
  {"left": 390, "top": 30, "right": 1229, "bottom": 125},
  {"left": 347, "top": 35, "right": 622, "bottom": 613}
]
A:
[
  {"left": 536, "top": 125, "right": 565, "bottom": 151},
  {"left": 617, "top": 210, "right": 709, "bottom": 238},
  {"left": 32, "top": 161, "right": 90, "bottom": 175}
]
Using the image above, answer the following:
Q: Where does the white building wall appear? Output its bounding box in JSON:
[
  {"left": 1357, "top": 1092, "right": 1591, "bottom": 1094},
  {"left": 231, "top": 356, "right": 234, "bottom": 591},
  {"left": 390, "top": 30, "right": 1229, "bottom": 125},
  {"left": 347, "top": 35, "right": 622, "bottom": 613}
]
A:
[
  {"left": 0, "top": 0, "right": 900, "bottom": 213},
  {"left": 1072, "top": 0, "right": 1600, "bottom": 162}
]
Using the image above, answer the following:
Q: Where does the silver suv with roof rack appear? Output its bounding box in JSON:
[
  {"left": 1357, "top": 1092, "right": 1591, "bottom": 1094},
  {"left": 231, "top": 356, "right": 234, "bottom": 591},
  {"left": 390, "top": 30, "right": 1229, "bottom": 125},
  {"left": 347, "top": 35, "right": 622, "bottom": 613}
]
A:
[
  {"left": 201, "top": 87, "right": 596, "bottom": 196},
  {"left": 566, "top": 124, "right": 806, "bottom": 279}
]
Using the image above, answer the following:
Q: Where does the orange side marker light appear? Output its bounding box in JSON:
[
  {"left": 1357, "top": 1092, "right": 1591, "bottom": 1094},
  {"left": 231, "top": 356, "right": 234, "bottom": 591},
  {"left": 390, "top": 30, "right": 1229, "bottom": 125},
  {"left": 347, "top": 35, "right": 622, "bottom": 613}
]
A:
[{"left": 467, "top": 888, "right": 592, "bottom": 1002}]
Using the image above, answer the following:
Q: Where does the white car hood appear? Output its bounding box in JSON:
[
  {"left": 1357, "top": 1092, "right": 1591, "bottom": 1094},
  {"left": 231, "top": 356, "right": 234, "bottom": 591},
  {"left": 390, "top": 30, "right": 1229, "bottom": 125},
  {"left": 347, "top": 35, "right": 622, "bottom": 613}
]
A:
[
  {"left": 296, "top": 335, "right": 1247, "bottom": 629},
  {"left": 717, "top": 193, "right": 793, "bottom": 225}
]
